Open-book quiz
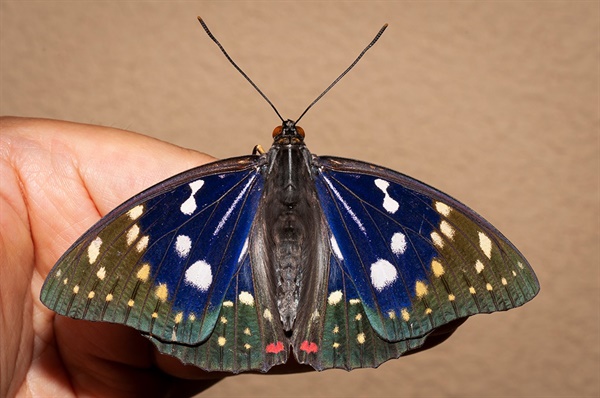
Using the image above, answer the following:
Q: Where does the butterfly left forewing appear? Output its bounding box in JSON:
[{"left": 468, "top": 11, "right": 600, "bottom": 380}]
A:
[{"left": 41, "top": 156, "right": 266, "bottom": 348}]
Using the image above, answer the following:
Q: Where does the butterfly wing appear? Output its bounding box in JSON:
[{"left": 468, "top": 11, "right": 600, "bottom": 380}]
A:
[
  {"left": 40, "top": 156, "right": 287, "bottom": 372},
  {"left": 293, "top": 156, "right": 539, "bottom": 370}
]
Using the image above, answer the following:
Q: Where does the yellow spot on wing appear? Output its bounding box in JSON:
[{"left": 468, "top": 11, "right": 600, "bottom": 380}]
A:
[
  {"left": 440, "top": 220, "right": 455, "bottom": 239},
  {"left": 174, "top": 312, "right": 183, "bottom": 324},
  {"left": 220, "top": 316, "right": 227, "bottom": 324},
  {"left": 435, "top": 201, "right": 452, "bottom": 216},
  {"left": 189, "top": 314, "right": 196, "bottom": 321},
  {"left": 217, "top": 336, "right": 226, "bottom": 346},
  {"left": 87, "top": 291, "right": 95, "bottom": 299},
  {"left": 349, "top": 299, "right": 361, "bottom": 305},
  {"left": 388, "top": 310, "right": 396, "bottom": 319},
  {"left": 357, "top": 333, "right": 366, "bottom": 344},
  {"left": 475, "top": 260, "right": 485, "bottom": 274},
  {"left": 126, "top": 225, "right": 140, "bottom": 245},
  {"left": 127, "top": 205, "right": 144, "bottom": 220},
  {"left": 155, "top": 283, "right": 168, "bottom": 302},
  {"left": 478, "top": 232, "right": 492, "bottom": 259},
  {"left": 244, "top": 343, "right": 252, "bottom": 350},
  {"left": 501, "top": 277, "right": 508, "bottom": 286},
  {"left": 355, "top": 313, "right": 362, "bottom": 321},
  {"left": 106, "top": 293, "right": 113, "bottom": 302},
  {"left": 96, "top": 267, "right": 106, "bottom": 280},
  {"left": 136, "top": 264, "right": 151, "bottom": 282},
  {"left": 415, "top": 281, "right": 428, "bottom": 298},
  {"left": 401, "top": 308, "right": 410, "bottom": 321},
  {"left": 333, "top": 325, "right": 339, "bottom": 334},
  {"left": 431, "top": 260, "right": 445, "bottom": 277},
  {"left": 469, "top": 286, "right": 476, "bottom": 294},
  {"left": 332, "top": 342, "right": 340, "bottom": 348},
  {"left": 486, "top": 283, "right": 493, "bottom": 291},
  {"left": 222, "top": 301, "right": 234, "bottom": 307},
  {"left": 152, "top": 312, "right": 158, "bottom": 318},
  {"left": 127, "top": 299, "right": 134, "bottom": 307},
  {"left": 136, "top": 236, "right": 149, "bottom": 252},
  {"left": 88, "top": 237, "right": 102, "bottom": 264},
  {"left": 425, "top": 308, "right": 433, "bottom": 315},
  {"left": 431, "top": 231, "right": 444, "bottom": 248},
  {"left": 448, "top": 294, "right": 456, "bottom": 301},
  {"left": 72, "top": 285, "right": 79, "bottom": 294},
  {"left": 244, "top": 328, "right": 251, "bottom": 336}
]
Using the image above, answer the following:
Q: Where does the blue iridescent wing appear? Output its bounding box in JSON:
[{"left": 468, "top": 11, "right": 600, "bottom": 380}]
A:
[
  {"left": 293, "top": 156, "right": 539, "bottom": 370},
  {"left": 40, "top": 156, "right": 286, "bottom": 372}
]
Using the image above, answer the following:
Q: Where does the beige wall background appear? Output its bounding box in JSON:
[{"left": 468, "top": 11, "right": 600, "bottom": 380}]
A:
[{"left": 2, "top": 1, "right": 598, "bottom": 397}]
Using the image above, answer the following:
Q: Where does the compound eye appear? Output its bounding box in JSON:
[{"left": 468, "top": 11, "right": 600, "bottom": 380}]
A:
[
  {"left": 295, "top": 126, "right": 305, "bottom": 138},
  {"left": 272, "top": 125, "right": 283, "bottom": 137}
]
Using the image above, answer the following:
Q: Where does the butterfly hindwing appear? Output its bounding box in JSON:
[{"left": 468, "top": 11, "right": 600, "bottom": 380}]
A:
[
  {"left": 307, "top": 156, "right": 539, "bottom": 353},
  {"left": 40, "top": 156, "right": 267, "bottom": 350},
  {"left": 148, "top": 248, "right": 288, "bottom": 373},
  {"left": 293, "top": 247, "right": 427, "bottom": 370}
]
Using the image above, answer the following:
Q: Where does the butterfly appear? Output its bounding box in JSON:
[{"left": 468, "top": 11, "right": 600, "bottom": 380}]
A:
[{"left": 40, "top": 19, "right": 539, "bottom": 374}]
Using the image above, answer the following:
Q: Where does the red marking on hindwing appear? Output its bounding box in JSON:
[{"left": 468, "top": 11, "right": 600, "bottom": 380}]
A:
[
  {"left": 300, "top": 340, "right": 318, "bottom": 353},
  {"left": 265, "top": 341, "right": 284, "bottom": 354}
]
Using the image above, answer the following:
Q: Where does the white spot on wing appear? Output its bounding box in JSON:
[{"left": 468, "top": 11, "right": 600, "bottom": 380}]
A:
[
  {"left": 322, "top": 175, "right": 366, "bottom": 234},
  {"left": 175, "top": 235, "right": 192, "bottom": 258},
  {"left": 374, "top": 179, "right": 399, "bottom": 213},
  {"left": 184, "top": 260, "right": 212, "bottom": 291},
  {"left": 327, "top": 290, "right": 343, "bottom": 305},
  {"left": 214, "top": 175, "right": 256, "bottom": 236},
  {"left": 238, "top": 238, "right": 249, "bottom": 263},
  {"left": 180, "top": 180, "right": 205, "bottom": 215},
  {"left": 391, "top": 232, "right": 407, "bottom": 255},
  {"left": 88, "top": 237, "right": 102, "bottom": 264},
  {"left": 370, "top": 259, "right": 398, "bottom": 291},
  {"left": 238, "top": 291, "right": 254, "bottom": 306},
  {"left": 330, "top": 235, "right": 343, "bottom": 260}
]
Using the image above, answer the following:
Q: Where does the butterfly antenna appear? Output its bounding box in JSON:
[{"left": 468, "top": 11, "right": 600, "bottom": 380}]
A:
[
  {"left": 198, "top": 17, "right": 285, "bottom": 122},
  {"left": 295, "top": 23, "right": 388, "bottom": 124}
]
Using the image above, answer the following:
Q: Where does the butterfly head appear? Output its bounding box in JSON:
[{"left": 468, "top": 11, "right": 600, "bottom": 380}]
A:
[{"left": 272, "top": 119, "right": 305, "bottom": 145}]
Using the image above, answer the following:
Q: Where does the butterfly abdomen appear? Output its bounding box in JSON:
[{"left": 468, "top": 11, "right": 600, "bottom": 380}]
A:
[{"left": 262, "top": 141, "right": 323, "bottom": 332}]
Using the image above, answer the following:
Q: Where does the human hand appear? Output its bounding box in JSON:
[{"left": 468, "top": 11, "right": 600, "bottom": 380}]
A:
[{"left": 1, "top": 117, "right": 237, "bottom": 397}]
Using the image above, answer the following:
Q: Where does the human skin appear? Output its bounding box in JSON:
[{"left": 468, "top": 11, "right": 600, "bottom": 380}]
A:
[{"left": 1, "top": 117, "right": 235, "bottom": 397}]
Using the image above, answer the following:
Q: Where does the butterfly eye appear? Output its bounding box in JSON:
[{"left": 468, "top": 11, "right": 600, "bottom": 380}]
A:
[
  {"left": 272, "top": 126, "right": 283, "bottom": 137},
  {"left": 295, "top": 126, "right": 305, "bottom": 138}
]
